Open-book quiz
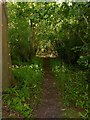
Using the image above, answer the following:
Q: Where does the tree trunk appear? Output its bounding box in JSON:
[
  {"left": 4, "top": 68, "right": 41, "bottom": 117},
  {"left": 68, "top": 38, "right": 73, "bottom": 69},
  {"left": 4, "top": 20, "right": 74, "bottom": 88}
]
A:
[
  {"left": 1, "top": 2, "right": 12, "bottom": 90},
  {"left": 0, "top": 2, "right": 2, "bottom": 118}
]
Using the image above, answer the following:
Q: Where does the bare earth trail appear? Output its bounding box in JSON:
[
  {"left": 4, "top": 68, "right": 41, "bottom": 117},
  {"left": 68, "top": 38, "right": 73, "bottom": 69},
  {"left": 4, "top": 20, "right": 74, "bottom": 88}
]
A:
[{"left": 33, "top": 58, "right": 64, "bottom": 118}]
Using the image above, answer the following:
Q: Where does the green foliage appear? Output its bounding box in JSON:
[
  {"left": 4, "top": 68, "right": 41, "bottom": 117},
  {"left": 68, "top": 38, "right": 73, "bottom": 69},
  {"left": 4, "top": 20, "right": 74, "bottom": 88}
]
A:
[
  {"left": 6, "top": 2, "right": 89, "bottom": 118},
  {"left": 54, "top": 2, "right": 90, "bottom": 66},
  {"left": 72, "top": 43, "right": 90, "bottom": 69},
  {"left": 50, "top": 59, "right": 88, "bottom": 118},
  {"left": 31, "top": 57, "right": 43, "bottom": 67},
  {"left": 13, "top": 64, "right": 43, "bottom": 87},
  {"left": 77, "top": 46, "right": 90, "bottom": 69},
  {"left": 3, "top": 57, "right": 43, "bottom": 118},
  {"left": 7, "top": 2, "right": 89, "bottom": 66},
  {"left": 7, "top": 3, "right": 32, "bottom": 65}
]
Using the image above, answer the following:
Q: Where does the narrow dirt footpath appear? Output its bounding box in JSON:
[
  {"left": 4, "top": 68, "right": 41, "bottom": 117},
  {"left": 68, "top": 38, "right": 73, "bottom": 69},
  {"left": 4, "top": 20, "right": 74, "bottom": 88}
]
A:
[{"left": 34, "top": 58, "right": 64, "bottom": 118}]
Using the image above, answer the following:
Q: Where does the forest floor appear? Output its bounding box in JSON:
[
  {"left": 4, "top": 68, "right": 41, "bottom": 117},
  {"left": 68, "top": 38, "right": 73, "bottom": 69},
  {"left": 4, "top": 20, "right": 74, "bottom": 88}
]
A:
[
  {"left": 2, "top": 57, "right": 82, "bottom": 118},
  {"left": 33, "top": 58, "right": 64, "bottom": 118}
]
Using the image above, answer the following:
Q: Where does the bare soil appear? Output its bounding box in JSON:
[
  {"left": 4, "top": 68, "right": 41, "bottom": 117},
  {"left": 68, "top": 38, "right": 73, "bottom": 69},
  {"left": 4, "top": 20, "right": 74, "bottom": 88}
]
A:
[{"left": 33, "top": 58, "right": 64, "bottom": 118}]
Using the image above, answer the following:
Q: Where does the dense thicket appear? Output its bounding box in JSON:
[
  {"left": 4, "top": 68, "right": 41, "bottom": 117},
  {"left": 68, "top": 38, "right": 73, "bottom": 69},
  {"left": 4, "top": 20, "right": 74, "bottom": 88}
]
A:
[{"left": 7, "top": 2, "right": 90, "bottom": 69}]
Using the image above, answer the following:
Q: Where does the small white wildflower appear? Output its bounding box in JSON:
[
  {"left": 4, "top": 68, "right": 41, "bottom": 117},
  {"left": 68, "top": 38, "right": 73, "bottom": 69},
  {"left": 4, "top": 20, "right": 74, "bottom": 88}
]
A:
[{"left": 35, "top": 65, "right": 38, "bottom": 68}]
